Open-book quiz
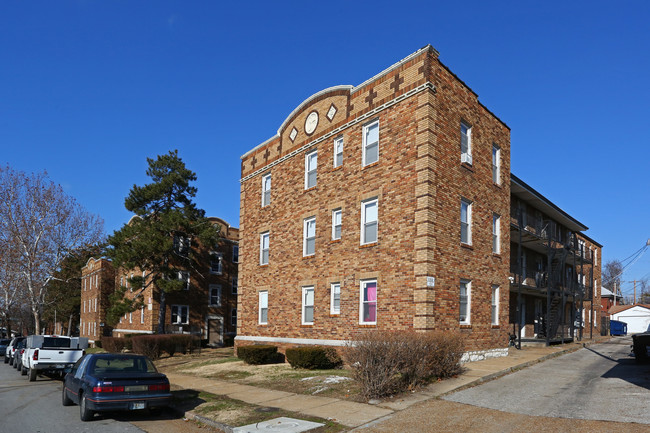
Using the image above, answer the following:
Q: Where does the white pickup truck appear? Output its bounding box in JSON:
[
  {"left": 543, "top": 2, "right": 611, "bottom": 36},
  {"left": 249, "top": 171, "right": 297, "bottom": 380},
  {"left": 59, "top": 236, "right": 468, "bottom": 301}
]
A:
[{"left": 21, "top": 335, "right": 88, "bottom": 381}]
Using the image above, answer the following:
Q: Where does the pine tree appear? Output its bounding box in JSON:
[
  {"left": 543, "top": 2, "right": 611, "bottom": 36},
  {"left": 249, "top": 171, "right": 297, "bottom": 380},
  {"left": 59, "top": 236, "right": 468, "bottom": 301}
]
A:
[{"left": 106, "top": 150, "right": 219, "bottom": 334}]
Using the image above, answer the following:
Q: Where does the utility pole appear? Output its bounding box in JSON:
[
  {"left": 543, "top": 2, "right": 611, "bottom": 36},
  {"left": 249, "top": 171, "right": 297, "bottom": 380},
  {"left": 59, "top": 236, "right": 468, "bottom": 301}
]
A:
[{"left": 634, "top": 280, "right": 637, "bottom": 305}]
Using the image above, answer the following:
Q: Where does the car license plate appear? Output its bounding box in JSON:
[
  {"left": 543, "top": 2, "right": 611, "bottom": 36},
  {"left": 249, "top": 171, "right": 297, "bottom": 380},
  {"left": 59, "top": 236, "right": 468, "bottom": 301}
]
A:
[
  {"left": 55, "top": 364, "right": 65, "bottom": 369},
  {"left": 130, "top": 402, "right": 146, "bottom": 410},
  {"left": 125, "top": 385, "right": 148, "bottom": 392}
]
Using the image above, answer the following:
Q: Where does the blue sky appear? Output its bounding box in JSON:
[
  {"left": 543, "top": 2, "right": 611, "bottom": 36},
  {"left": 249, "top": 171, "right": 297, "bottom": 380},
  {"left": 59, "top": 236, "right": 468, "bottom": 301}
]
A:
[{"left": 2, "top": 1, "right": 649, "bottom": 298}]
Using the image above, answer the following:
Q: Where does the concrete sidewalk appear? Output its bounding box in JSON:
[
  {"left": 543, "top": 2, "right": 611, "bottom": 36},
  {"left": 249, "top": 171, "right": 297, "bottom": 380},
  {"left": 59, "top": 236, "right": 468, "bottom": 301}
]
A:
[{"left": 168, "top": 338, "right": 607, "bottom": 431}]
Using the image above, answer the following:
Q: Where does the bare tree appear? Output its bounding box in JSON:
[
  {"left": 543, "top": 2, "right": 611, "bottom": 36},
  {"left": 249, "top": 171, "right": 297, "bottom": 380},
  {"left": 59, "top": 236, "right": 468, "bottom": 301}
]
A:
[
  {"left": 0, "top": 166, "right": 104, "bottom": 334},
  {"left": 602, "top": 259, "right": 623, "bottom": 297},
  {"left": 0, "top": 236, "right": 25, "bottom": 336}
]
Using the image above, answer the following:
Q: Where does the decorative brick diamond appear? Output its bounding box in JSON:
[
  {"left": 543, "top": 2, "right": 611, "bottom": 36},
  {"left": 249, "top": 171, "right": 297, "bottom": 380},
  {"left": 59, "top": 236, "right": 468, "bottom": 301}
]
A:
[
  {"left": 289, "top": 127, "right": 298, "bottom": 142},
  {"left": 327, "top": 104, "right": 337, "bottom": 121}
]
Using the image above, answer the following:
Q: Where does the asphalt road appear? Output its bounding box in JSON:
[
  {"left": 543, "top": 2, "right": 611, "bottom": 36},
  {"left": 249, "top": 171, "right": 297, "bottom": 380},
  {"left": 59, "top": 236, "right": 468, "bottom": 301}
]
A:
[
  {"left": 0, "top": 361, "right": 217, "bottom": 433},
  {"left": 444, "top": 336, "right": 650, "bottom": 424}
]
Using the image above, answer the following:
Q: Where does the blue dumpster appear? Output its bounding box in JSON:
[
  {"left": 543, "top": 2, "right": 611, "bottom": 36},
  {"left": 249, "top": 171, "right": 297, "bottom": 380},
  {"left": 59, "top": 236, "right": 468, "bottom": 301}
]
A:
[{"left": 610, "top": 320, "right": 627, "bottom": 336}]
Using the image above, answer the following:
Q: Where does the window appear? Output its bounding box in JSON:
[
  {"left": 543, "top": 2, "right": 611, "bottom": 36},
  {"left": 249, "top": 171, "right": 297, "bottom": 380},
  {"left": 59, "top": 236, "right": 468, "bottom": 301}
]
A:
[
  {"left": 259, "top": 291, "right": 268, "bottom": 324},
  {"left": 94, "top": 298, "right": 97, "bottom": 312},
  {"left": 492, "top": 145, "right": 501, "bottom": 184},
  {"left": 210, "top": 252, "right": 223, "bottom": 275},
  {"left": 209, "top": 284, "right": 221, "bottom": 307},
  {"left": 231, "top": 308, "right": 237, "bottom": 327},
  {"left": 360, "top": 280, "right": 377, "bottom": 324},
  {"left": 491, "top": 285, "right": 499, "bottom": 325},
  {"left": 303, "top": 217, "right": 316, "bottom": 256},
  {"left": 461, "top": 199, "right": 472, "bottom": 245},
  {"left": 129, "top": 312, "right": 132, "bottom": 323},
  {"left": 333, "top": 137, "right": 343, "bottom": 168},
  {"left": 363, "top": 120, "right": 379, "bottom": 166},
  {"left": 140, "top": 306, "right": 144, "bottom": 324},
  {"left": 232, "top": 277, "right": 238, "bottom": 295},
  {"left": 460, "top": 121, "right": 472, "bottom": 164},
  {"left": 578, "top": 239, "right": 586, "bottom": 258},
  {"left": 305, "top": 150, "right": 317, "bottom": 189},
  {"left": 460, "top": 280, "right": 471, "bottom": 324},
  {"left": 174, "top": 235, "right": 190, "bottom": 257},
  {"left": 83, "top": 278, "right": 86, "bottom": 291},
  {"left": 302, "top": 286, "right": 314, "bottom": 325},
  {"left": 129, "top": 273, "right": 134, "bottom": 292},
  {"left": 332, "top": 209, "right": 342, "bottom": 240},
  {"left": 493, "top": 213, "right": 501, "bottom": 254},
  {"left": 171, "top": 305, "right": 189, "bottom": 325},
  {"left": 331, "top": 283, "right": 341, "bottom": 315},
  {"left": 361, "top": 199, "right": 378, "bottom": 245},
  {"left": 261, "top": 173, "right": 271, "bottom": 207},
  {"left": 83, "top": 300, "right": 86, "bottom": 313},
  {"left": 260, "top": 232, "right": 269, "bottom": 265},
  {"left": 232, "top": 245, "right": 239, "bottom": 263},
  {"left": 178, "top": 271, "right": 190, "bottom": 290}
]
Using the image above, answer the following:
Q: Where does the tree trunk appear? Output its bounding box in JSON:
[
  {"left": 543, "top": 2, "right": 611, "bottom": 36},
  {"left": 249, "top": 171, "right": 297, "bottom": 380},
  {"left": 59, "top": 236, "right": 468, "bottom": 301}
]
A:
[
  {"left": 33, "top": 310, "right": 41, "bottom": 335},
  {"left": 67, "top": 314, "right": 74, "bottom": 337},
  {"left": 157, "top": 290, "right": 166, "bottom": 334}
]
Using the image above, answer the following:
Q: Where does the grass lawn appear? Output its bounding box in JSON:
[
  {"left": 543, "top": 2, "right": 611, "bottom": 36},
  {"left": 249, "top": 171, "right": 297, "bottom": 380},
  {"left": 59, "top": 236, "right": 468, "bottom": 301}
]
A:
[{"left": 172, "top": 388, "right": 346, "bottom": 432}]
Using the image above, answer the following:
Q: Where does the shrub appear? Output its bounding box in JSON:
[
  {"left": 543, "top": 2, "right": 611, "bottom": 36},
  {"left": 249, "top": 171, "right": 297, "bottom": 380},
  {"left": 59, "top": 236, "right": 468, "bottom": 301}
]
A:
[
  {"left": 101, "top": 337, "right": 130, "bottom": 353},
  {"left": 344, "top": 330, "right": 465, "bottom": 400},
  {"left": 131, "top": 335, "right": 162, "bottom": 360},
  {"left": 237, "top": 344, "right": 281, "bottom": 365},
  {"left": 286, "top": 346, "right": 343, "bottom": 369},
  {"left": 94, "top": 340, "right": 102, "bottom": 349}
]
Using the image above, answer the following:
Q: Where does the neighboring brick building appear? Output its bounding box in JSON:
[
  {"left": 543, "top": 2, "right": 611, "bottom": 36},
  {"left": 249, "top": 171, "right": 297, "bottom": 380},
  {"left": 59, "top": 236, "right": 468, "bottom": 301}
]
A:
[
  {"left": 80, "top": 257, "right": 116, "bottom": 345},
  {"left": 81, "top": 217, "right": 239, "bottom": 346},
  {"left": 509, "top": 176, "right": 602, "bottom": 344},
  {"left": 236, "top": 45, "right": 601, "bottom": 359},
  {"left": 237, "top": 45, "right": 512, "bottom": 360}
]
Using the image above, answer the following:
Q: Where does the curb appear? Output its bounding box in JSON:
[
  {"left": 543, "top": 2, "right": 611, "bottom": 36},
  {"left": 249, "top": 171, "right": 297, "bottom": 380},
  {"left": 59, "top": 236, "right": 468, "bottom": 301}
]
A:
[{"left": 183, "top": 410, "right": 234, "bottom": 433}]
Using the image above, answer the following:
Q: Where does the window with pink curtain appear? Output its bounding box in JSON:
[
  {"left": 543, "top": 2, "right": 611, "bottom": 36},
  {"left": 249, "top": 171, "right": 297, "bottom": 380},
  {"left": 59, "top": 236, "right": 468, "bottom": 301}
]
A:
[{"left": 362, "top": 280, "right": 377, "bottom": 323}]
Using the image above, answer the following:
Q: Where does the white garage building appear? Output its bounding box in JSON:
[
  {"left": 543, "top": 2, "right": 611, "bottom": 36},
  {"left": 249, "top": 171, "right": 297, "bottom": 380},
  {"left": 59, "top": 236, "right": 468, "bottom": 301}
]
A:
[{"left": 610, "top": 305, "right": 650, "bottom": 334}]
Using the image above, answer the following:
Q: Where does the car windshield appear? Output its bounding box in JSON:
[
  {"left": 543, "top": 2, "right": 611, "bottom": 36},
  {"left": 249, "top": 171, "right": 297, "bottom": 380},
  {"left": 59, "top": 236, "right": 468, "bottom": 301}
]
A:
[
  {"left": 89, "top": 356, "right": 158, "bottom": 375},
  {"left": 0, "top": 339, "right": 10, "bottom": 345}
]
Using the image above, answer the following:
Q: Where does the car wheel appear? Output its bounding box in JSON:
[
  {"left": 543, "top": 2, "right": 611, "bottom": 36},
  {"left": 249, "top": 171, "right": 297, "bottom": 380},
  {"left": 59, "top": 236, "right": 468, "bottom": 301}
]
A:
[
  {"left": 3, "top": 356, "right": 8, "bottom": 364},
  {"left": 8, "top": 357, "right": 13, "bottom": 366},
  {"left": 62, "top": 385, "right": 73, "bottom": 406},
  {"left": 19, "top": 364, "right": 26, "bottom": 375},
  {"left": 28, "top": 368, "right": 36, "bottom": 381},
  {"left": 80, "top": 393, "right": 94, "bottom": 421}
]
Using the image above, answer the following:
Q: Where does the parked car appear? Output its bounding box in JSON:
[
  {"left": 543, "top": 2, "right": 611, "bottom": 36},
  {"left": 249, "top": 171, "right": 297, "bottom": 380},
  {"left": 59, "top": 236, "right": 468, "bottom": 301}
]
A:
[
  {"left": 13, "top": 340, "right": 27, "bottom": 373},
  {"left": 0, "top": 339, "right": 11, "bottom": 361},
  {"left": 5, "top": 336, "right": 25, "bottom": 365},
  {"left": 62, "top": 353, "right": 172, "bottom": 421}
]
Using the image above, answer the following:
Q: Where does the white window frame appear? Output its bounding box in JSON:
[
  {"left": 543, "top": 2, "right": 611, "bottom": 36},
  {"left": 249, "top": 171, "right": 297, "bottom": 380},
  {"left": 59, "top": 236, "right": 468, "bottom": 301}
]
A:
[
  {"left": 232, "top": 277, "right": 238, "bottom": 294},
  {"left": 333, "top": 136, "right": 343, "bottom": 168},
  {"left": 492, "top": 144, "right": 501, "bottom": 184},
  {"left": 232, "top": 245, "right": 239, "bottom": 263},
  {"left": 330, "top": 282, "right": 341, "bottom": 315},
  {"left": 209, "top": 284, "right": 222, "bottom": 307},
  {"left": 94, "top": 298, "right": 97, "bottom": 312},
  {"left": 178, "top": 270, "right": 190, "bottom": 290},
  {"left": 259, "top": 291, "right": 268, "bottom": 324},
  {"left": 361, "top": 198, "right": 378, "bottom": 245},
  {"left": 305, "top": 150, "right": 317, "bottom": 189},
  {"left": 141, "top": 306, "right": 144, "bottom": 324},
  {"left": 261, "top": 173, "right": 271, "bottom": 207},
  {"left": 171, "top": 305, "right": 189, "bottom": 325},
  {"left": 491, "top": 285, "right": 499, "bottom": 325},
  {"left": 460, "top": 121, "right": 472, "bottom": 164},
  {"left": 461, "top": 198, "right": 472, "bottom": 245},
  {"left": 260, "top": 232, "right": 269, "bottom": 265},
  {"left": 303, "top": 217, "right": 316, "bottom": 257},
  {"left": 231, "top": 308, "right": 237, "bottom": 327},
  {"left": 174, "top": 235, "right": 190, "bottom": 257},
  {"left": 302, "top": 286, "right": 315, "bottom": 325},
  {"left": 493, "top": 213, "right": 501, "bottom": 254},
  {"left": 210, "top": 252, "right": 223, "bottom": 275},
  {"left": 332, "top": 208, "right": 342, "bottom": 240},
  {"left": 362, "top": 120, "right": 379, "bottom": 166},
  {"left": 359, "top": 279, "right": 377, "bottom": 325},
  {"left": 460, "top": 279, "right": 471, "bottom": 325}
]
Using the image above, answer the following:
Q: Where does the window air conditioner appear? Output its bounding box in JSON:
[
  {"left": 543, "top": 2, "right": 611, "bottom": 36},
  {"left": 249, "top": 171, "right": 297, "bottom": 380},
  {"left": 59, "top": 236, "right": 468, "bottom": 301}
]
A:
[{"left": 461, "top": 153, "right": 473, "bottom": 165}]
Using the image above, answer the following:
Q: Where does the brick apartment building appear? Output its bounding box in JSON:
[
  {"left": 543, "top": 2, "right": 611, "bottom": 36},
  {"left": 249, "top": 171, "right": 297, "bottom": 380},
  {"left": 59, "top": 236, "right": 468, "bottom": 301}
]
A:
[
  {"left": 80, "top": 217, "right": 239, "bottom": 346},
  {"left": 236, "top": 45, "right": 601, "bottom": 360},
  {"left": 510, "top": 176, "right": 602, "bottom": 345}
]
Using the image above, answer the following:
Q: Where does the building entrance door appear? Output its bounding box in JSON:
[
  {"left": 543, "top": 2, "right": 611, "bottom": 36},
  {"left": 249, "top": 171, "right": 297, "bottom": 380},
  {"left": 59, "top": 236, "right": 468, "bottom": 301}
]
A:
[{"left": 208, "top": 317, "right": 223, "bottom": 346}]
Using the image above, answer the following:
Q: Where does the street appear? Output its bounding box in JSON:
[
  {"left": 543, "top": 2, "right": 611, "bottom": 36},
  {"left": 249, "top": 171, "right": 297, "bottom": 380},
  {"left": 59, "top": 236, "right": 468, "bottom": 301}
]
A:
[
  {"left": 0, "top": 362, "right": 216, "bottom": 433},
  {"left": 444, "top": 336, "right": 650, "bottom": 424}
]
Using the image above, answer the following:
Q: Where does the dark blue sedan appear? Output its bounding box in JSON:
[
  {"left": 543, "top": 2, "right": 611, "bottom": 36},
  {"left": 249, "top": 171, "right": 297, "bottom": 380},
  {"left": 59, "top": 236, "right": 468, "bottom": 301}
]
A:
[{"left": 62, "top": 353, "right": 172, "bottom": 421}]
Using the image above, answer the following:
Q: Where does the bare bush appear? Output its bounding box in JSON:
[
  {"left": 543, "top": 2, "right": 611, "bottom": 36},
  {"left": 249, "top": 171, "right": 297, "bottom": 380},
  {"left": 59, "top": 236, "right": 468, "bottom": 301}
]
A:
[{"left": 345, "top": 330, "right": 465, "bottom": 400}]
